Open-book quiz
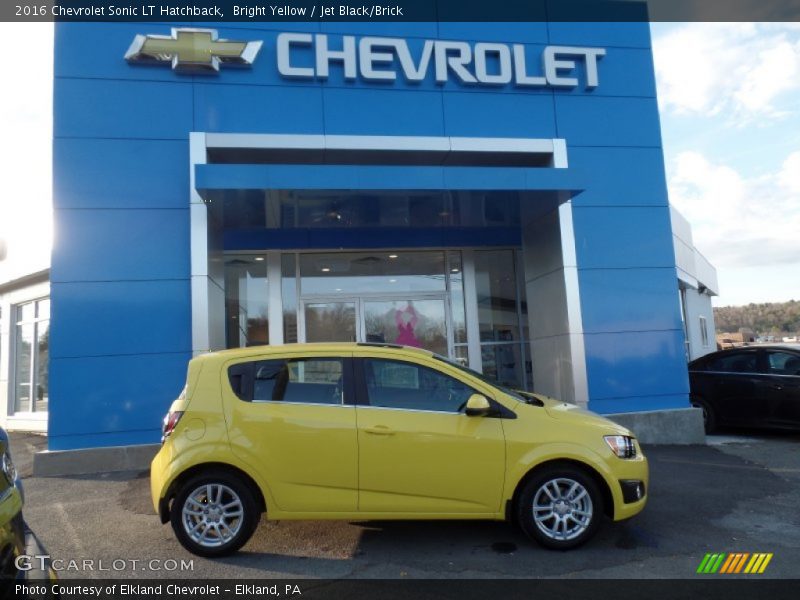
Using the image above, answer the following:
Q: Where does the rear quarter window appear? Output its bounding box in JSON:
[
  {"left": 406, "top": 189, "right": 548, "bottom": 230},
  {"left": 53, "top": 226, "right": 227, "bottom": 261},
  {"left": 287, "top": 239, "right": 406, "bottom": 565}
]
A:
[{"left": 227, "top": 357, "right": 344, "bottom": 404}]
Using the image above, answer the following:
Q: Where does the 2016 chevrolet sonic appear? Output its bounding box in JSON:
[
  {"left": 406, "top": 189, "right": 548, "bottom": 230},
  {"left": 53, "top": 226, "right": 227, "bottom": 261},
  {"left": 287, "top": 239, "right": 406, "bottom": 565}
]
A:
[{"left": 151, "top": 343, "right": 648, "bottom": 557}]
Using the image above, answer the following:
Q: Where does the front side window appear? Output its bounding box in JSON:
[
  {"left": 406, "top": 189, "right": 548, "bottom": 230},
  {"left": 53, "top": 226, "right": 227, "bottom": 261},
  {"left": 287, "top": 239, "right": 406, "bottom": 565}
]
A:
[
  {"left": 363, "top": 359, "right": 474, "bottom": 413},
  {"left": 765, "top": 352, "right": 800, "bottom": 376},
  {"left": 229, "top": 358, "right": 344, "bottom": 405}
]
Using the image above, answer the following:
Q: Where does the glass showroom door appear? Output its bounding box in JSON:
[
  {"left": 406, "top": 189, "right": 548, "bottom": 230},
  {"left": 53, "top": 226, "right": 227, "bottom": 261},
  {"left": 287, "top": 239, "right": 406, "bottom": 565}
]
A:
[
  {"left": 362, "top": 298, "right": 449, "bottom": 357},
  {"left": 300, "top": 296, "right": 450, "bottom": 357},
  {"left": 302, "top": 299, "right": 359, "bottom": 343}
]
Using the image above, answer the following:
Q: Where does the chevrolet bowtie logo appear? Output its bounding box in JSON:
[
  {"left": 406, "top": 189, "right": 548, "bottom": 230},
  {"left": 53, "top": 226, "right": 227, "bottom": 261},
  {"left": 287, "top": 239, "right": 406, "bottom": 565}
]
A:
[{"left": 125, "top": 28, "right": 262, "bottom": 74}]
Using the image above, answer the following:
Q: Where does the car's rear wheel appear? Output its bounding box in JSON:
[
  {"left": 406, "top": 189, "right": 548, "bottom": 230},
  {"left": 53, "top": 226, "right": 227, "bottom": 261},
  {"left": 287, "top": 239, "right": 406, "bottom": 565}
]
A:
[
  {"left": 691, "top": 397, "right": 716, "bottom": 433},
  {"left": 517, "top": 465, "right": 604, "bottom": 550},
  {"left": 170, "top": 470, "right": 260, "bottom": 557}
]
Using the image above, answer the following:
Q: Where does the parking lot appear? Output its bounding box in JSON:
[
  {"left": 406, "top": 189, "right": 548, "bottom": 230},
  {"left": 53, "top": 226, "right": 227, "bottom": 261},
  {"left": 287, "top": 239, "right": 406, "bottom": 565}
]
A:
[{"left": 12, "top": 431, "right": 800, "bottom": 579}]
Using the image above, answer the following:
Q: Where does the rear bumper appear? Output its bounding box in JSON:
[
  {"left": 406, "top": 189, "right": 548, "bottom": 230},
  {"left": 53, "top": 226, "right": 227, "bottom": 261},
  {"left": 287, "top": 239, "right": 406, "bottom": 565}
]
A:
[{"left": 150, "top": 445, "right": 169, "bottom": 518}]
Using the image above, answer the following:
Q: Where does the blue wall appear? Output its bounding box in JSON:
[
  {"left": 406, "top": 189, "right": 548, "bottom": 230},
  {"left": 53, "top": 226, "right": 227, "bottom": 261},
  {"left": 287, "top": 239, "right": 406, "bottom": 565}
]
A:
[{"left": 51, "top": 21, "right": 688, "bottom": 450}]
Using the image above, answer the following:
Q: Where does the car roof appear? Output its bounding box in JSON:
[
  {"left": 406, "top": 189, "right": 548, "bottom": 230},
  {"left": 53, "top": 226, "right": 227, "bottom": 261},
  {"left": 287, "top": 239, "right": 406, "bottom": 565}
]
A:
[
  {"left": 691, "top": 344, "right": 800, "bottom": 364},
  {"left": 205, "top": 342, "right": 436, "bottom": 360}
]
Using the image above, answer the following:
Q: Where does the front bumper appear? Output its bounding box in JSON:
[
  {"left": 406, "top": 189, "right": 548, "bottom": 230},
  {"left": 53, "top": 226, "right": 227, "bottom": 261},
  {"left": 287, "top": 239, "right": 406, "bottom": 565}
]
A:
[
  {"left": 0, "top": 491, "right": 57, "bottom": 589},
  {"left": 608, "top": 452, "right": 649, "bottom": 521},
  {"left": 619, "top": 479, "right": 647, "bottom": 504}
]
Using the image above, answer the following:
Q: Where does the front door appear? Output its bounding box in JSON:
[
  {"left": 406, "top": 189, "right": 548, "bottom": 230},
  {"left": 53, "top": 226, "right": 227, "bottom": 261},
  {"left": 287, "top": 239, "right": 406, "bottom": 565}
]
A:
[
  {"left": 354, "top": 354, "right": 506, "bottom": 514},
  {"left": 704, "top": 349, "right": 768, "bottom": 426},
  {"left": 761, "top": 350, "right": 800, "bottom": 427}
]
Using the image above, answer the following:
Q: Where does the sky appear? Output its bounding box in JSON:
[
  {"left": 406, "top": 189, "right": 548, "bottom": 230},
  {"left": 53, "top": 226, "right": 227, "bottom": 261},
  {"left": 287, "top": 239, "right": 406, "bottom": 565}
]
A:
[
  {"left": 651, "top": 23, "right": 800, "bottom": 306},
  {"left": 0, "top": 22, "right": 798, "bottom": 307}
]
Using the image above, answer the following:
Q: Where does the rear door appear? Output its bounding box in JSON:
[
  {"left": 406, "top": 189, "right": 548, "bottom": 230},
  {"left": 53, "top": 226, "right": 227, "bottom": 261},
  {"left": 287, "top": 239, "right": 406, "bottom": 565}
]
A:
[{"left": 224, "top": 351, "right": 358, "bottom": 512}]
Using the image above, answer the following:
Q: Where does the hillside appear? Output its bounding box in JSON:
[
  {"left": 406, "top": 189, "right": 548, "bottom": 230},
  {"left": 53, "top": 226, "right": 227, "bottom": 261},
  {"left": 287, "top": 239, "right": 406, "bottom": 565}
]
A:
[{"left": 714, "top": 300, "right": 800, "bottom": 335}]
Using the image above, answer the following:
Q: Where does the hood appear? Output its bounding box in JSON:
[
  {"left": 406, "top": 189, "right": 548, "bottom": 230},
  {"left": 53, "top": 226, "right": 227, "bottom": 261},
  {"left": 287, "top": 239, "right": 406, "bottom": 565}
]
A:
[{"left": 519, "top": 392, "right": 633, "bottom": 436}]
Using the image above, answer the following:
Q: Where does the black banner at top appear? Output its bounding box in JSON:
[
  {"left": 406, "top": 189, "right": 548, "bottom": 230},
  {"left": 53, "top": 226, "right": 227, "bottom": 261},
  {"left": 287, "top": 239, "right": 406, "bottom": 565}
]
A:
[{"left": 4, "top": 0, "right": 800, "bottom": 22}]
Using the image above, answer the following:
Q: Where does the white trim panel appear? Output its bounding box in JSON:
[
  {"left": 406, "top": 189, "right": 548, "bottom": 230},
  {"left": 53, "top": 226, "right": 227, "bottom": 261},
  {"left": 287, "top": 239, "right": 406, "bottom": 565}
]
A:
[{"left": 559, "top": 201, "right": 589, "bottom": 407}]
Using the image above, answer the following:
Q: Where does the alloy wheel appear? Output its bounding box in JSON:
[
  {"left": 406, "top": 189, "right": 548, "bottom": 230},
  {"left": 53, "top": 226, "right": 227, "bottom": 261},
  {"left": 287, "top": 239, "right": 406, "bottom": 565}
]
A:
[
  {"left": 181, "top": 483, "right": 245, "bottom": 548},
  {"left": 531, "top": 477, "right": 594, "bottom": 541}
]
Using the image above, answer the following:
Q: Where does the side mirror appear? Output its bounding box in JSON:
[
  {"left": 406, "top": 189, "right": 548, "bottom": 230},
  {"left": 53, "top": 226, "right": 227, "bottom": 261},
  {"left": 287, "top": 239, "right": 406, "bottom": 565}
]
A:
[{"left": 465, "top": 394, "right": 492, "bottom": 417}]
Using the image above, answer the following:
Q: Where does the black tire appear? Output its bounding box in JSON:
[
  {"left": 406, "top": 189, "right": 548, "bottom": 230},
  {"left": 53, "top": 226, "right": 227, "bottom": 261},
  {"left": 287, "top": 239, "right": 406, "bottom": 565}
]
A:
[
  {"left": 516, "top": 464, "right": 604, "bottom": 550},
  {"left": 691, "top": 397, "right": 716, "bottom": 434},
  {"left": 170, "top": 470, "right": 260, "bottom": 557}
]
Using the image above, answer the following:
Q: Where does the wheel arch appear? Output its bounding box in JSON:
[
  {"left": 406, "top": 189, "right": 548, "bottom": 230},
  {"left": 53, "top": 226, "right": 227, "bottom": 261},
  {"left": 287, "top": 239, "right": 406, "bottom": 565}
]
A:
[
  {"left": 159, "top": 462, "right": 267, "bottom": 524},
  {"left": 509, "top": 458, "right": 614, "bottom": 522},
  {"left": 689, "top": 393, "right": 716, "bottom": 432}
]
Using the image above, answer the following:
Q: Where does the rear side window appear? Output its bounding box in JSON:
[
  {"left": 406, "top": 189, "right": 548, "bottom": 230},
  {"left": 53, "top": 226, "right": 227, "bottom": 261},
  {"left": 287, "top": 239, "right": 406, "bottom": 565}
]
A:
[
  {"left": 706, "top": 352, "right": 758, "bottom": 373},
  {"left": 228, "top": 358, "right": 344, "bottom": 405}
]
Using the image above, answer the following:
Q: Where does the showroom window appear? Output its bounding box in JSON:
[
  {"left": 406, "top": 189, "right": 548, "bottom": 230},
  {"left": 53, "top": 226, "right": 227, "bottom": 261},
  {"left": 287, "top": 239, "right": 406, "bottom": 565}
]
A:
[
  {"left": 225, "top": 248, "right": 532, "bottom": 391},
  {"left": 222, "top": 190, "right": 523, "bottom": 230},
  {"left": 474, "top": 250, "right": 531, "bottom": 390},
  {"left": 224, "top": 255, "right": 269, "bottom": 348},
  {"left": 13, "top": 298, "right": 49, "bottom": 413},
  {"left": 699, "top": 315, "right": 709, "bottom": 347}
]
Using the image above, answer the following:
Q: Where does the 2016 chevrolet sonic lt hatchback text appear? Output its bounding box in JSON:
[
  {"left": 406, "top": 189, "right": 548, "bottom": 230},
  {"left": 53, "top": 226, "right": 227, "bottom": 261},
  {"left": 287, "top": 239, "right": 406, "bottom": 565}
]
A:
[{"left": 151, "top": 343, "right": 648, "bottom": 556}]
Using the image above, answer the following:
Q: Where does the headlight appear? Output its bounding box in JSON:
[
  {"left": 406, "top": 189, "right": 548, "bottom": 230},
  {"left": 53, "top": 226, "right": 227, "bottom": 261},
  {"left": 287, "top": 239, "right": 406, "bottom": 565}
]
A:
[
  {"left": 604, "top": 435, "right": 637, "bottom": 459},
  {"left": 2, "top": 451, "right": 17, "bottom": 485}
]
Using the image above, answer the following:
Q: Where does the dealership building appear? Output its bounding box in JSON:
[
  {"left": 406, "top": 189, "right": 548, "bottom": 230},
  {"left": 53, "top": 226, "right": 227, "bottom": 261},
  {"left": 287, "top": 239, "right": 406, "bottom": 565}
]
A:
[{"left": 6, "top": 19, "right": 723, "bottom": 459}]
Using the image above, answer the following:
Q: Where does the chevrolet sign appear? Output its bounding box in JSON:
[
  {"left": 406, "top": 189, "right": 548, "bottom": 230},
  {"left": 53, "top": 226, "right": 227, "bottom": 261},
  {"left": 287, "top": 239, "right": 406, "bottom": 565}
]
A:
[
  {"left": 125, "top": 29, "right": 262, "bottom": 73},
  {"left": 126, "top": 29, "right": 605, "bottom": 88},
  {"left": 277, "top": 33, "right": 605, "bottom": 88}
]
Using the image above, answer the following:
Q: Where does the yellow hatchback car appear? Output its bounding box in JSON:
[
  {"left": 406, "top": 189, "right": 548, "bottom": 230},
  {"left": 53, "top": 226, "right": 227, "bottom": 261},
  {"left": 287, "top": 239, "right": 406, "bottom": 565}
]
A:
[{"left": 151, "top": 343, "right": 648, "bottom": 557}]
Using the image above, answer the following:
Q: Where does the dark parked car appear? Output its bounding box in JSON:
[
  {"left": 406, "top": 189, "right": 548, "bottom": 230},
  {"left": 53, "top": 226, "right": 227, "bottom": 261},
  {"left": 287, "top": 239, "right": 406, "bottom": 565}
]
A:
[{"left": 689, "top": 345, "right": 800, "bottom": 433}]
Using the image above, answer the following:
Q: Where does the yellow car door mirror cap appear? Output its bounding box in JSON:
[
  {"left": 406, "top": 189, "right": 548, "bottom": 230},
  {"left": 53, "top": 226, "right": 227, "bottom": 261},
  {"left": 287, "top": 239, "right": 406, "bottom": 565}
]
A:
[{"left": 465, "top": 394, "right": 492, "bottom": 417}]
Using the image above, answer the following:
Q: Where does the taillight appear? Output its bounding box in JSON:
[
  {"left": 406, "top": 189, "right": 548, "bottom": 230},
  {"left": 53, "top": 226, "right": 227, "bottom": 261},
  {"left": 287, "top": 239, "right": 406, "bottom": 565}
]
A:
[{"left": 161, "top": 411, "right": 184, "bottom": 443}]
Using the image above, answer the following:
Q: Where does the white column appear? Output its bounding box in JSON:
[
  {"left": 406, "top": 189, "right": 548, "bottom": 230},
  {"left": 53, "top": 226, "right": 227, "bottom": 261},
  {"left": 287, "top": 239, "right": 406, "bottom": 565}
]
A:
[
  {"left": 267, "top": 252, "right": 284, "bottom": 345},
  {"left": 461, "top": 249, "right": 483, "bottom": 372}
]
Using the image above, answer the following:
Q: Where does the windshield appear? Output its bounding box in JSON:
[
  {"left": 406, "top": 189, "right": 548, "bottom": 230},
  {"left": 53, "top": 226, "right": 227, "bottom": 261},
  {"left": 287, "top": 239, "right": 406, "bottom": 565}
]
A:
[{"left": 432, "top": 354, "right": 527, "bottom": 402}]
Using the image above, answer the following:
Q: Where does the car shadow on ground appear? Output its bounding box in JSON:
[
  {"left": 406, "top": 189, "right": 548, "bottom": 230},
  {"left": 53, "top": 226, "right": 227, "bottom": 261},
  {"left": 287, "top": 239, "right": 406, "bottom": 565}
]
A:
[{"left": 210, "top": 443, "right": 794, "bottom": 577}]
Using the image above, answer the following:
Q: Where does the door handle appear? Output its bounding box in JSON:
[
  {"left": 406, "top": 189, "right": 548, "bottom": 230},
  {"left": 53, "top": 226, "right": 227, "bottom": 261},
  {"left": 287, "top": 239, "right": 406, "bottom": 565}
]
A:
[
  {"left": 364, "top": 426, "right": 395, "bottom": 436},
  {"left": 769, "top": 384, "right": 783, "bottom": 390}
]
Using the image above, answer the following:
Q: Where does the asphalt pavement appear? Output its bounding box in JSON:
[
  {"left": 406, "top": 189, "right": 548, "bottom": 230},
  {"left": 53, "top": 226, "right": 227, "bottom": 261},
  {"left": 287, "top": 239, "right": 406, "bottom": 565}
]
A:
[{"left": 10, "top": 430, "right": 800, "bottom": 579}]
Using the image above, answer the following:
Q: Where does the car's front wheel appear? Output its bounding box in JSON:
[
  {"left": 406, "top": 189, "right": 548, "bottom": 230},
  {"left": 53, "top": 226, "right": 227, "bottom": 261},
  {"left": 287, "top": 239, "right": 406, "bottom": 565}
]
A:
[
  {"left": 170, "top": 470, "right": 260, "bottom": 557},
  {"left": 517, "top": 465, "right": 604, "bottom": 550}
]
